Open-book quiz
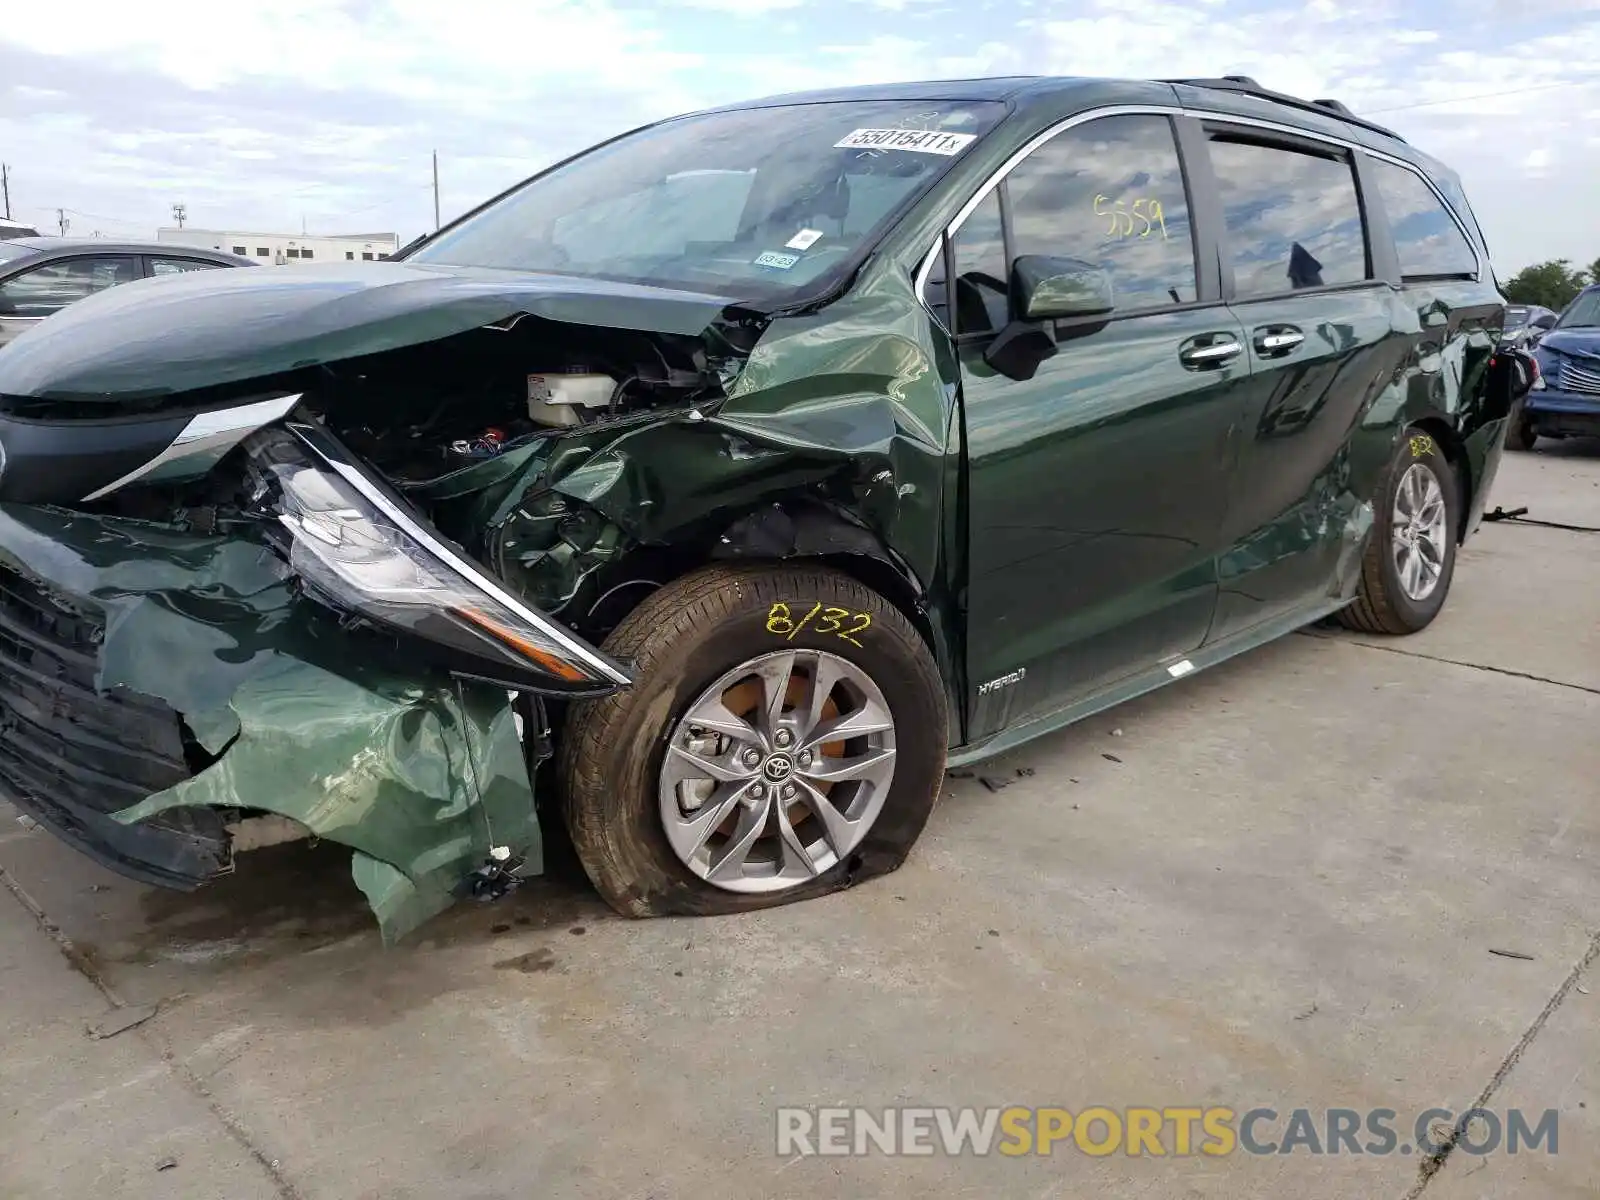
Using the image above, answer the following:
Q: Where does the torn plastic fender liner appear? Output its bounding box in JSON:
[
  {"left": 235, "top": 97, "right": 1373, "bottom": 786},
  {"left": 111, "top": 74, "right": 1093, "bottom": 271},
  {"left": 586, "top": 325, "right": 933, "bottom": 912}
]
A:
[{"left": 0, "top": 502, "right": 539, "bottom": 944}]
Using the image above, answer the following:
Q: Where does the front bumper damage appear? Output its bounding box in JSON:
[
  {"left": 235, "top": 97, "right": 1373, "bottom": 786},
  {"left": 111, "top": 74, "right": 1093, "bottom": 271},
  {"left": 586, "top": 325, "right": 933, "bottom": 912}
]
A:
[{"left": 0, "top": 502, "right": 540, "bottom": 943}]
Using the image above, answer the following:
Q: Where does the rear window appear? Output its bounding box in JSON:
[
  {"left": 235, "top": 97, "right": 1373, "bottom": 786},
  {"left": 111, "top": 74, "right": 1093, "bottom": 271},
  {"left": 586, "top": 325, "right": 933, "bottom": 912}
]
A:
[{"left": 1368, "top": 159, "right": 1477, "bottom": 280}]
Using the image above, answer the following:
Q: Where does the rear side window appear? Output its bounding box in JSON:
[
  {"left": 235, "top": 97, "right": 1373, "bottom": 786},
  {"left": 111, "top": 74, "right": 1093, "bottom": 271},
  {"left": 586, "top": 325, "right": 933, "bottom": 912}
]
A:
[
  {"left": 1208, "top": 136, "right": 1368, "bottom": 299},
  {"left": 1367, "top": 159, "right": 1477, "bottom": 280},
  {"left": 1006, "top": 114, "right": 1197, "bottom": 313},
  {"left": 149, "top": 257, "right": 224, "bottom": 275}
]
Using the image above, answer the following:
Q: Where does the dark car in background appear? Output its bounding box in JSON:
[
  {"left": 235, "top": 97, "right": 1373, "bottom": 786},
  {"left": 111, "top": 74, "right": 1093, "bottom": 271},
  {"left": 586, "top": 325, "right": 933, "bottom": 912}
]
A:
[
  {"left": 0, "top": 75, "right": 1523, "bottom": 942},
  {"left": 1500, "top": 304, "right": 1558, "bottom": 350},
  {"left": 0, "top": 239, "right": 254, "bottom": 346},
  {"left": 1515, "top": 286, "right": 1600, "bottom": 449}
]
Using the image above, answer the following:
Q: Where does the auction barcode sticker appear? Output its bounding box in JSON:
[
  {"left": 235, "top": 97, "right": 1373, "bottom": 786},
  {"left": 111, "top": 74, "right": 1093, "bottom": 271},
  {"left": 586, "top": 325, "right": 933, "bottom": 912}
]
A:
[{"left": 834, "top": 128, "right": 977, "bottom": 156}]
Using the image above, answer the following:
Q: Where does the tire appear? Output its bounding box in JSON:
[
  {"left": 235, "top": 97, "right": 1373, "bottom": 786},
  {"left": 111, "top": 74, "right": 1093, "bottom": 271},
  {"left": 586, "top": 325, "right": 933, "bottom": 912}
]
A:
[
  {"left": 558, "top": 562, "right": 947, "bottom": 917},
  {"left": 1337, "top": 428, "right": 1460, "bottom": 635},
  {"left": 1505, "top": 397, "right": 1538, "bottom": 451}
]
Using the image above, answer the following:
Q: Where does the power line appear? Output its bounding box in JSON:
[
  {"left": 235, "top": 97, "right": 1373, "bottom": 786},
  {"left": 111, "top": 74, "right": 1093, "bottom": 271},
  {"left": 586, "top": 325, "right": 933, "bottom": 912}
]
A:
[{"left": 1361, "top": 77, "right": 1600, "bottom": 116}]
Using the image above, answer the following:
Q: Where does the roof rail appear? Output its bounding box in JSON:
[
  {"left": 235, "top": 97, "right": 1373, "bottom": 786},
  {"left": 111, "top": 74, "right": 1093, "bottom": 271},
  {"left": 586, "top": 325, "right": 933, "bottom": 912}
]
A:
[{"left": 1161, "top": 76, "right": 1406, "bottom": 143}]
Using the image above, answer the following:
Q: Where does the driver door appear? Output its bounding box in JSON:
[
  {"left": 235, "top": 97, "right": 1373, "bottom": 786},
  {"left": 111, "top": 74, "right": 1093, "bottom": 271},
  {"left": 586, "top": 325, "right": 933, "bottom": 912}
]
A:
[{"left": 934, "top": 113, "right": 1252, "bottom": 738}]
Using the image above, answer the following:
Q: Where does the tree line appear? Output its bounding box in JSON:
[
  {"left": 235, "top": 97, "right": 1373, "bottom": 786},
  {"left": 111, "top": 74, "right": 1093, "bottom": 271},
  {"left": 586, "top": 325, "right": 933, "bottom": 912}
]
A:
[{"left": 1500, "top": 258, "right": 1600, "bottom": 311}]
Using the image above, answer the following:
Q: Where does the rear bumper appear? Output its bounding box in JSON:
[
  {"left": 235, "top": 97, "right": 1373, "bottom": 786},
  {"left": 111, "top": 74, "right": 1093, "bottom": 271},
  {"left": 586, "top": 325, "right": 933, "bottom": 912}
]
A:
[{"left": 0, "top": 503, "right": 542, "bottom": 942}]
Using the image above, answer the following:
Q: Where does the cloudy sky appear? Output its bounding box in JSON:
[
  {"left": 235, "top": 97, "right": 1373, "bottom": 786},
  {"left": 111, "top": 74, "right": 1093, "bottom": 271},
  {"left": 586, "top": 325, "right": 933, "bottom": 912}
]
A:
[{"left": 2, "top": 0, "right": 1596, "bottom": 275}]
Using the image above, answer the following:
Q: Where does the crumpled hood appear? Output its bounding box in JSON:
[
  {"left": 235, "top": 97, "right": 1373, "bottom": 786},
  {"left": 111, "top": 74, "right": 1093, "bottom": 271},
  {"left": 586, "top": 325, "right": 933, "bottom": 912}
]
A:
[
  {"left": 1538, "top": 329, "right": 1600, "bottom": 360},
  {"left": 0, "top": 260, "right": 741, "bottom": 404}
]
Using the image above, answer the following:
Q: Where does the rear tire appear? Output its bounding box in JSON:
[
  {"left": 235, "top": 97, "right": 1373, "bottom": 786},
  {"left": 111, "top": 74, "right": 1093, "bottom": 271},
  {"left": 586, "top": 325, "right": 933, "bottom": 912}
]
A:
[
  {"left": 1337, "top": 428, "right": 1460, "bottom": 635},
  {"left": 1506, "top": 397, "right": 1538, "bottom": 451},
  {"left": 558, "top": 563, "right": 946, "bottom": 917}
]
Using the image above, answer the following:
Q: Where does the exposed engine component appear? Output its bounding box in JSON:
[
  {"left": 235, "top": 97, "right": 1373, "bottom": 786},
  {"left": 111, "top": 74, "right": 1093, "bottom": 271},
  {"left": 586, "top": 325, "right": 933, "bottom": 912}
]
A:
[
  {"left": 526, "top": 371, "right": 618, "bottom": 427},
  {"left": 309, "top": 318, "right": 730, "bottom": 485}
]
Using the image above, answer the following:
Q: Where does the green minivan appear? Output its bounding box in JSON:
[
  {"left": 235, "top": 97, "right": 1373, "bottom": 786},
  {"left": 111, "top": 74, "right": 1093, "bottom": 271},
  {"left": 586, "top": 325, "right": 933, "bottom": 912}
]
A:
[{"left": 0, "top": 75, "right": 1520, "bottom": 939}]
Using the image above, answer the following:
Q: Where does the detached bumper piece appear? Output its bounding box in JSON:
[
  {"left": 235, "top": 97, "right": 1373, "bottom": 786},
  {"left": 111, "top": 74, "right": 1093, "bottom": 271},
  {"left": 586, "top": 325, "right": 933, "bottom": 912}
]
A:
[{"left": 0, "top": 563, "right": 227, "bottom": 887}]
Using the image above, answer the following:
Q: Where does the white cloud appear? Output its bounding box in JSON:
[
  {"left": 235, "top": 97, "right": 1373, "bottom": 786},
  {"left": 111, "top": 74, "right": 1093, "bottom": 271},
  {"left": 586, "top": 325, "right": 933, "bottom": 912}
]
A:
[{"left": 0, "top": 0, "right": 1596, "bottom": 269}]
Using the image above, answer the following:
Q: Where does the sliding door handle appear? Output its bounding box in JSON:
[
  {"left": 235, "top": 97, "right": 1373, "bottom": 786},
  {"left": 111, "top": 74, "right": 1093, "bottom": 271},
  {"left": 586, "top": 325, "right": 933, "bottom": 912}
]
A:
[{"left": 1254, "top": 326, "right": 1305, "bottom": 356}]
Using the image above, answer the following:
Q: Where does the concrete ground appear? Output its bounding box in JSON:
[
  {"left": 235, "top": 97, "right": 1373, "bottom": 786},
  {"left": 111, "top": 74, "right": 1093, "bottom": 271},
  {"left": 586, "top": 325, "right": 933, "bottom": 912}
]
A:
[{"left": 2, "top": 443, "right": 1597, "bottom": 1200}]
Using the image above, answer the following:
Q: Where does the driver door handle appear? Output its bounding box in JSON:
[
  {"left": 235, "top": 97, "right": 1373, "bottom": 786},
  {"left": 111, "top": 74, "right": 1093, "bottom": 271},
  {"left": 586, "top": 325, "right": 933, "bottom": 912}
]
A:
[{"left": 1178, "top": 334, "right": 1243, "bottom": 370}]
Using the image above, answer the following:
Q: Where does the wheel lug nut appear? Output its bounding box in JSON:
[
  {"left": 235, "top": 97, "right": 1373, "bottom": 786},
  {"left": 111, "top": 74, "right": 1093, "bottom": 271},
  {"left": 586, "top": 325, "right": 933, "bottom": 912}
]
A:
[
  {"left": 748, "top": 782, "right": 766, "bottom": 801},
  {"left": 774, "top": 729, "right": 793, "bottom": 748},
  {"left": 782, "top": 783, "right": 796, "bottom": 799},
  {"left": 741, "top": 748, "right": 761, "bottom": 767},
  {"left": 797, "top": 750, "right": 813, "bottom": 767}
]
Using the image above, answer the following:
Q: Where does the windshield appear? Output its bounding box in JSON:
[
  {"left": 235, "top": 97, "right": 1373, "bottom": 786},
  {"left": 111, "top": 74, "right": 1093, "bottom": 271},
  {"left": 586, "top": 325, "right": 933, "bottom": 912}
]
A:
[
  {"left": 1556, "top": 289, "right": 1600, "bottom": 329},
  {"left": 1504, "top": 306, "right": 1528, "bottom": 326},
  {"left": 0, "top": 241, "right": 36, "bottom": 266},
  {"left": 410, "top": 99, "right": 1006, "bottom": 301}
]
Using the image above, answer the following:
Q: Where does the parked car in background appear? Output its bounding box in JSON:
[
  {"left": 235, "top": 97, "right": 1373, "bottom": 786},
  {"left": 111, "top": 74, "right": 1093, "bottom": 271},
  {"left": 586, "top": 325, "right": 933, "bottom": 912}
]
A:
[
  {"left": 1500, "top": 304, "right": 1558, "bottom": 350},
  {"left": 1516, "top": 285, "right": 1600, "bottom": 449},
  {"left": 0, "top": 239, "right": 254, "bottom": 347},
  {"left": 0, "top": 75, "right": 1523, "bottom": 942}
]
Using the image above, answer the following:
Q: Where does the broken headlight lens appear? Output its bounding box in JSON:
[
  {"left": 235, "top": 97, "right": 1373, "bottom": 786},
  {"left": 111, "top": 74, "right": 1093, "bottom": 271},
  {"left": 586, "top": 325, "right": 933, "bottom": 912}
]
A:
[{"left": 245, "top": 423, "right": 630, "bottom": 696}]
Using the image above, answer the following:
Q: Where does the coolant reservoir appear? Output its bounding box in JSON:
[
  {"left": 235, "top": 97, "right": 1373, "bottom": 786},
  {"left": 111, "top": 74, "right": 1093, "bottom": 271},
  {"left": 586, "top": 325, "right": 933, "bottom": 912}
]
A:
[{"left": 527, "top": 373, "right": 616, "bottom": 426}]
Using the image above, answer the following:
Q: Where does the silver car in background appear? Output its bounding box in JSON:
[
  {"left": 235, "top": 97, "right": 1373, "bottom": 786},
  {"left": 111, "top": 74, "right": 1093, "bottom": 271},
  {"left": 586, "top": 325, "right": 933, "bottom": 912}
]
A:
[{"left": 0, "top": 239, "right": 254, "bottom": 347}]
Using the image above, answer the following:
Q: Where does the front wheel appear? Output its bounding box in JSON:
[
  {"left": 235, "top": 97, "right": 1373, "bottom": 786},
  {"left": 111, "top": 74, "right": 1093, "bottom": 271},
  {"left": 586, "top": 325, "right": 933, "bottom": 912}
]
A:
[
  {"left": 558, "top": 563, "right": 947, "bottom": 917},
  {"left": 1337, "top": 428, "right": 1460, "bottom": 635}
]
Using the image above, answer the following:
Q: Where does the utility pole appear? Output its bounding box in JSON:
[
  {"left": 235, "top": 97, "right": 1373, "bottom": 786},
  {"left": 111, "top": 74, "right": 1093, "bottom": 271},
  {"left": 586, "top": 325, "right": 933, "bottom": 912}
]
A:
[
  {"left": 57, "top": 208, "right": 69, "bottom": 236},
  {"left": 171, "top": 202, "right": 186, "bottom": 229},
  {"left": 432, "top": 150, "right": 441, "bottom": 231},
  {"left": 1, "top": 163, "right": 10, "bottom": 220}
]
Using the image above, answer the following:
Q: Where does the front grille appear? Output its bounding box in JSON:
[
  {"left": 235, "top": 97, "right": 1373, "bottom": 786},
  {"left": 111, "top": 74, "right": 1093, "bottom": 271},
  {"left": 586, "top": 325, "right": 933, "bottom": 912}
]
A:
[
  {"left": 0, "top": 564, "right": 193, "bottom": 822},
  {"left": 1557, "top": 358, "right": 1600, "bottom": 395}
]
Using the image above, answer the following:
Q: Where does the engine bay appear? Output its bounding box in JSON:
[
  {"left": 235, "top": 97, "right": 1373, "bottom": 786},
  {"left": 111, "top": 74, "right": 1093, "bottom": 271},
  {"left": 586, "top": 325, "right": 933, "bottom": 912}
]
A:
[{"left": 308, "top": 317, "right": 746, "bottom": 485}]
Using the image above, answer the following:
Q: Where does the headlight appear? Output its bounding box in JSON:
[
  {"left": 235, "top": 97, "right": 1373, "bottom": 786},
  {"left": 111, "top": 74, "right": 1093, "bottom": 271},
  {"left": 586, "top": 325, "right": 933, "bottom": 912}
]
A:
[{"left": 245, "top": 422, "right": 631, "bottom": 696}]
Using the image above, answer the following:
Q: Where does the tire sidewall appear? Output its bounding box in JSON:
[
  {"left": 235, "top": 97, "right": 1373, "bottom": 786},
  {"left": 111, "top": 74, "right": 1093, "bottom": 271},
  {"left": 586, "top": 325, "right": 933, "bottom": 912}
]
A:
[
  {"left": 1373, "top": 431, "right": 1459, "bottom": 628},
  {"left": 566, "top": 567, "right": 945, "bottom": 914}
]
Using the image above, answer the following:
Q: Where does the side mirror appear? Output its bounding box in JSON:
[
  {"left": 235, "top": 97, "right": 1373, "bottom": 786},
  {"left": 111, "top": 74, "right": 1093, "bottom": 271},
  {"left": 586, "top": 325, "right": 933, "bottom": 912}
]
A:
[{"left": 1011, "top": 255, "right": 1114, "bottom": 322}]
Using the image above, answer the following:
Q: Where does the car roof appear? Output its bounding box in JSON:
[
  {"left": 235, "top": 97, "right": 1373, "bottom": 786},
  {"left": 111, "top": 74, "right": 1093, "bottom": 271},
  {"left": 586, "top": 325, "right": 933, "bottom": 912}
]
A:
[
  {"left": 700, "top": 73, "right": 1407, "bottom": 145},
  {"left": 0, "top": 237, "right": 253, "bottom": 263}
]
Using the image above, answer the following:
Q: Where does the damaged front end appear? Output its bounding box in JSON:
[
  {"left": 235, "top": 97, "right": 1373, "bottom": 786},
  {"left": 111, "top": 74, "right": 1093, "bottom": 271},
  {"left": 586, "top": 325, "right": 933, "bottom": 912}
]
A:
[
  {"left": 0, "top": 412, "right": 633, "bottom": 941},
  {"left": 0, "top": 141, "right": 960, "bottom": 939}
]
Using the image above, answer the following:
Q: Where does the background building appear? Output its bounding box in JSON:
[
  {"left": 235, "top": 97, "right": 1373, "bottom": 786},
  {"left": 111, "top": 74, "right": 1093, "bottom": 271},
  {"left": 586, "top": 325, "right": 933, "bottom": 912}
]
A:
[{"left": 154, "top": 228, "right": 400, "bottom": 265}]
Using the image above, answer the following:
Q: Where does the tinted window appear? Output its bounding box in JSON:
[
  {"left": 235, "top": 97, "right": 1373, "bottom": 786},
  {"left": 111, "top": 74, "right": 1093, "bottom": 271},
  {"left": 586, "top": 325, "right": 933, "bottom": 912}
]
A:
[
  {"left": 1006, "top": 114, "right": 1196, "bottom": 312},
  {"left": 1367, "top": 159, "right": 1476, "bottom": 279},
  {"left": 256, "top": 247, "right": 269, "bottom": 256},
  {"left": 1209, "top": 137, "right": 1367, "bottom": 298},
  {"left": 0, "top": 256, "right": 138, "bottom": 317},
  {"left": 411, "top": 99, "right": 1006, "bottom": 301},
  {"left": 232, "top": 245, "right": 247, "bottom": 255},
  {"left": 150, "top": 257, "right": 224, "bottom": 275}
]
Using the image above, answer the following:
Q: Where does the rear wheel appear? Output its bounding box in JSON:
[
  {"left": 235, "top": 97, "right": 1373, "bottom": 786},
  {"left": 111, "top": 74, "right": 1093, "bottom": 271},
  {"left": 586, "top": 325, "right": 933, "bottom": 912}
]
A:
[
  {"left": 1506, "top": 397, "right": 1538, "bottom": 451},
  {"left": 558, "top": 563, "right": 946, "bottom": 917},
  {"left": 1337, "top": 429, "right": 1460, "bottom": 635}
]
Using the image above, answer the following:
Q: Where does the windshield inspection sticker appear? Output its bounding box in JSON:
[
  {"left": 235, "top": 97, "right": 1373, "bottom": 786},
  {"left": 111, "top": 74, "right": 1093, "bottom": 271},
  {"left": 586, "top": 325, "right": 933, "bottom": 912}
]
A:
[
  {"left": 834, "top": 128, "right": 977, "bottom": 156},
  {"left": 786, "top": 228, "right": 825, "bottom": 251},
  {"left": 754, "top": 250, "right": 800, "bottom": 270}
]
